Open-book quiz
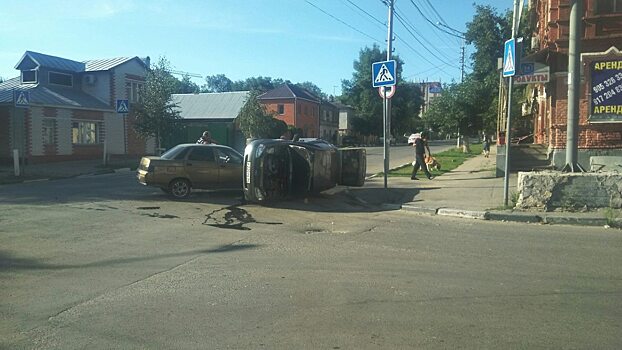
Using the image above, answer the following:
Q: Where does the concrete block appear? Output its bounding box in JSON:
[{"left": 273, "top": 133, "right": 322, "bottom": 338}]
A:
[
  {"left": 486, "top": 211, "right": 543, "bottom": 223},
  {"left": 437, "top": 208, "right": 487, "bottom": 219},
  {"left": 590, "top": 156, "right": 622, "bottom": 172},
  {"left": 517, "top": 171, "right": 622, "bottom": 209},
  {"left": 401, "top": 205, "right": 438, "bottom": 215}
]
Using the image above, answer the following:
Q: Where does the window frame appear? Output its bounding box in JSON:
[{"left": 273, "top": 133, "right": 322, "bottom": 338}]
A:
[
  {"left": 42, "top": 119, "right": 56, "bottom": 145},
  {"left": 126, "top": 79, "right": 145, "bottom": 103},
  {"left": 48, "top": 71, "right": 73, "bottom": 87},
  {"left": 277, "top": 104, "right": 285, "bottom": 115},
  {"left": 72, "top": 121, "right": 102, "bottom": 145},
  {"left": 21, "top": 69, "right": 38, "bottom": 84}
]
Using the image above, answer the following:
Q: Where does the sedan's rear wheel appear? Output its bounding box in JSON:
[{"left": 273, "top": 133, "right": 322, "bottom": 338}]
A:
[{"left": 169, "top": 179, "right": 191, "bottom": 198}]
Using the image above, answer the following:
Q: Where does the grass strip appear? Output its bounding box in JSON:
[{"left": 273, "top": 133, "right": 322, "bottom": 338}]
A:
[{"left": 387, "top": 143, "right": 484, "bottom": 177}]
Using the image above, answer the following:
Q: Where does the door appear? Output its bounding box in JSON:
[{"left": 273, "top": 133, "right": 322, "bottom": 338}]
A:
[
  {"left": 216, "top": 148, "right": 243, "bottom": 188},
  {"left": 185, "top": 146, "right": 219, "bottom": 188}
]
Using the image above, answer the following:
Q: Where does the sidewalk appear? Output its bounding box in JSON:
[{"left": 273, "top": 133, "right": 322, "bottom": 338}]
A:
[
  {"left": 0, "top": 158, "right": 137, "bottom": 184},
  {"left": 344, "top": 147, "right": 619, "bottom": 228}
]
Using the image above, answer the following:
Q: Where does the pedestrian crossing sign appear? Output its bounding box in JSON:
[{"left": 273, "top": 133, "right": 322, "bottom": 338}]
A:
[
  {"left": 503, "top": 38, "right": 516, "bottom": 77},
  {"left": 116, "top": 99, "right": 129, "bottom": 113},
  {"left": 372, "top": 60, "right": 397, "bottom": 87},
  {"left": 14, "top": 90, "right": 30, "bottom": 108}
]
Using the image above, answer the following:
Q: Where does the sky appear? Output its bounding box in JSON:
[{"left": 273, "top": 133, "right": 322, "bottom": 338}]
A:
[{"left": 0, "top": 0, "right": 511, "bottom": 96}]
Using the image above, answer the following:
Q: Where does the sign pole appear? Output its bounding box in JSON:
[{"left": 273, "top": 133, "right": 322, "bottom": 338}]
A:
[
  {"left": 383, "top": 0, "right": 394, "bottom": 189},
  {"left": 562, "top": 0, "right": 584, "bottom": 172},
  {"left": 503, "top": 0, "right": 520, "bottom": 207}
]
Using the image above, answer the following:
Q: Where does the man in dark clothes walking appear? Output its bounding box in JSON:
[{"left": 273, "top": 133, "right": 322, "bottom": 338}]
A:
[{"left": 411, "top": 132, "right": 434, "bottom": 180}]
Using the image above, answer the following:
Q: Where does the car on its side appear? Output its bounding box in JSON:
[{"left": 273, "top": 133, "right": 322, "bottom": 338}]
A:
[
  {"left": 243, "top": 138, "right": 366, "bottom": 203},
  {"left": 137, "top": 143, "right": 243, "bottom": 198}
]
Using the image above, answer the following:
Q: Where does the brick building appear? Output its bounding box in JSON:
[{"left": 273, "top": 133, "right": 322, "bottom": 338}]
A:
[
  {"left": 0, "top": 51, "right": 154, "bottom": 164},
  {"left": 258, "top": 84, "right": 320, "bottom": 138},
  {"left": 527, "top": 0, "right": 622, "bottom": 167}
]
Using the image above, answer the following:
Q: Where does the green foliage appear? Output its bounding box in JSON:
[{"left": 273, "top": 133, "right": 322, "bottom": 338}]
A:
[
  {"left": 237, "top": 91, "right": 286, "bottom": 139},
  {"left": 132, "top": 57, "right": 181, "bottom": 149},
  {"left": 203, "top": 74, "right": 233, "bottom": 92},
  {"left": 422, "top": 4, "right": 528, "bottom": 138},
  {"left": 294, "top": 81, "right": 327, "bottom": 101},
  {"left": 341, "top": 45, "right": 424, "bottom": 138},
  {"left": 175, "top": 74, "right": 200, "bottom": 94}
]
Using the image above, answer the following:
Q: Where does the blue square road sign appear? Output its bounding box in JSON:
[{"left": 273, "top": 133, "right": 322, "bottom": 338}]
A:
[
  {"left": 503, "top": 38, "right": 516, "bottom": 77},
  {"left": 116, "top": 99, "right": 130, "bottom": 113},
  {"left": 372, "top": 60, "right": 397, "bottom": 87}
]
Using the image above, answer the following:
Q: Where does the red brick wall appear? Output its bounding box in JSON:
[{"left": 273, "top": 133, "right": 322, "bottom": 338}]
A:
[
  {"left": 296, "top": 100, "right": 319, "bottom": 137},
  {"left": 0, "top": 107, "right": 10, "bottom": 160},
  {"left": 263, "top": 99, "right": 295, "bottom": 126}
]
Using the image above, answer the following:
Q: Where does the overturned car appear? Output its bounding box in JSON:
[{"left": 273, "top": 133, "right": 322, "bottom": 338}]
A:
[{"left": 243, "top": 139, "right": 366, "bottom": 203}]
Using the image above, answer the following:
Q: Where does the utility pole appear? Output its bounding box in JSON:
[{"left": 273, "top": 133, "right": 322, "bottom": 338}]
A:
[
  {"left": 383, "top": 0, "right": 395, "bottom": 189},
  {"left": 562, "top": 0, "right": 585, "bottom": 172},
  {"left": 460, "top": 40, "right": 466, "bottom": 82},
  {"left": 503, "top": 0, "right": 521, "bottom": 207}
]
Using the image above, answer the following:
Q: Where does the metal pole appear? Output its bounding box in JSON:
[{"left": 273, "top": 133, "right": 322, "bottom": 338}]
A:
[
  {"left": 460, "top": 40, "right": 466, "bottom": 83},
  {"left": 562, "top": 0, "right": 585, "bottom": 172},
  {"left": 383, "top": 0, "right": 395, "bottom": 189},
  {"left": 503, "top": 0, "right": 520, "bottom": 206}
]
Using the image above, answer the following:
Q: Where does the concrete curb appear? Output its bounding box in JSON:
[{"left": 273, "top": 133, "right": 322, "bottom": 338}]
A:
[{"left": 398, "top": 204, "right": 611, "bottom": 228}]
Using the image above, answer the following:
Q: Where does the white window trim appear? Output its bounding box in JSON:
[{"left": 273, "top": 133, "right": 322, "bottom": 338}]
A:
[
  {"left": 21, "top": 69, "right": 38, "bottom": 84},
  {"left": 48, "top": 71, "right": 74, "bottom": 87}
]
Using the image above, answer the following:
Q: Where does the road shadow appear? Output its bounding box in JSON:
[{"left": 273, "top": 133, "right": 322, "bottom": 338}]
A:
[{"left": 0, "top": 244, "right": 259, "bottom": 272}]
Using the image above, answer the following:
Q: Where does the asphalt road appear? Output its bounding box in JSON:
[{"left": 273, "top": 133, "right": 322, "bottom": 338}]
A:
[{"left": 1, "top": 153, "right": 621, "bottom": 349}]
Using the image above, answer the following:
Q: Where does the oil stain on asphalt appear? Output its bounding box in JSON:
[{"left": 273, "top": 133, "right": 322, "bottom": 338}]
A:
[{"left": 203, "top": 205, "right": 282, "bottom": 231}]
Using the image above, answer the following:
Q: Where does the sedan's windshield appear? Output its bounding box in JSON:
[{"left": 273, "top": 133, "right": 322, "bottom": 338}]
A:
[{"left": 160, "top": 145, "right": 189, "bottom": 160}]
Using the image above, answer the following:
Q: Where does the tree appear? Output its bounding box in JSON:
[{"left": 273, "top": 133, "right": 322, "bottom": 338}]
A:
[
  {"left": 237, "top": 90, "right": 287, "bottom": 139},
  {"left": 132, "top": 57, "right": 181, "bottom": 149},
  {"left": 175, "top": 74, "right": 200, "bottom": 94},
  {"left": 295, "top": 81, "right": 327, "bottom": 101},
  {"left": 341, "top": 45, "right": 423, "bottom": 137},
  {"left": 204, "top": 74, "right": 232, "bottom": 92}
]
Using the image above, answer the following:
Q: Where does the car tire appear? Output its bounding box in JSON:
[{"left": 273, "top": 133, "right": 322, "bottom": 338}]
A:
[{"left": 169, "top": 178, "right": 191, "bottom": 198}]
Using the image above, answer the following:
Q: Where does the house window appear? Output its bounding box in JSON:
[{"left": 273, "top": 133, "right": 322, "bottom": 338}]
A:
[
  {"left": 596, "top": 0, "right": 622, "bottom": 13},
  {"left": 42, "top": 119, "right": 56, "bottom": 145},
  {"left": 72, "top": 121, "right": 101, "bottom": 144},
  {"left": 277, "top": 104, "right": 284, "bottom": 114},
  {"left": 21, "top": 70, "right": 37, "bottom": 84},
  {"left": 49, "top": 72, "right": 73, "bottom": 87},
  {"left": 126, "top": 80, "right": 144, "bottom": 103}
]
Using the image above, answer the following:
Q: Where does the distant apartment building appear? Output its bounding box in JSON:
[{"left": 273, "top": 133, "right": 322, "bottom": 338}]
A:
[
  {"left": 0, "top": 51, "right": 153, "bottom": 164},
  {"left": 419, "top": 81, "right": 442, "bottom": 117},
  {"left": 319, "top": 101, "right": 339, "bottom": 143},
  {"left": 526, "top": 0, "right": 622, "bottom": 167},
  {"left": 258, "top": 84, "right": 320, "bottom": 137}
]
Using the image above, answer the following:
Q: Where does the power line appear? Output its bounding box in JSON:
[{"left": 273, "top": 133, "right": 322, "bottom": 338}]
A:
[
  {"left": 304, "top": 0, "right": 382, "bottom": 44},
  {"left": 408, "top": 0, "right": 464, "bottom": 40},
  {"left": 394, "top": 6, "right": 458, "bottom": 65},
  {"left": 342, "top": 0, "right": 385, "bottom": 28},
  {"left": 423, "top": 0, "right": 448, "bottom": 26},
  {"left": 393, "top": 11, "right": 460, "bottom": 69}
]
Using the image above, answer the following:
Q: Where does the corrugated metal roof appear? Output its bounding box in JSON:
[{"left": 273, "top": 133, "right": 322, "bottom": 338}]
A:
[
  {"left": 172, "top": 91, "right": 250, "bottom": 120},
  {"left": 84, "top": 57, "right": 135, "bottom": 71},
  {"left": 15, "top": 51, "right": 85, "bottom": 72},
  {"left": 0, "top": 77, "right": 111, "bottom": 110}
]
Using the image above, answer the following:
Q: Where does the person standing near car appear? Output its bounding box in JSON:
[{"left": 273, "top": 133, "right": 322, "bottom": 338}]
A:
[
  {"left": 411, "top": 132, "right": 433, "bottom": 180},
  {"left": 197, "top": 130, "right": 217, "bottom": 144}
]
